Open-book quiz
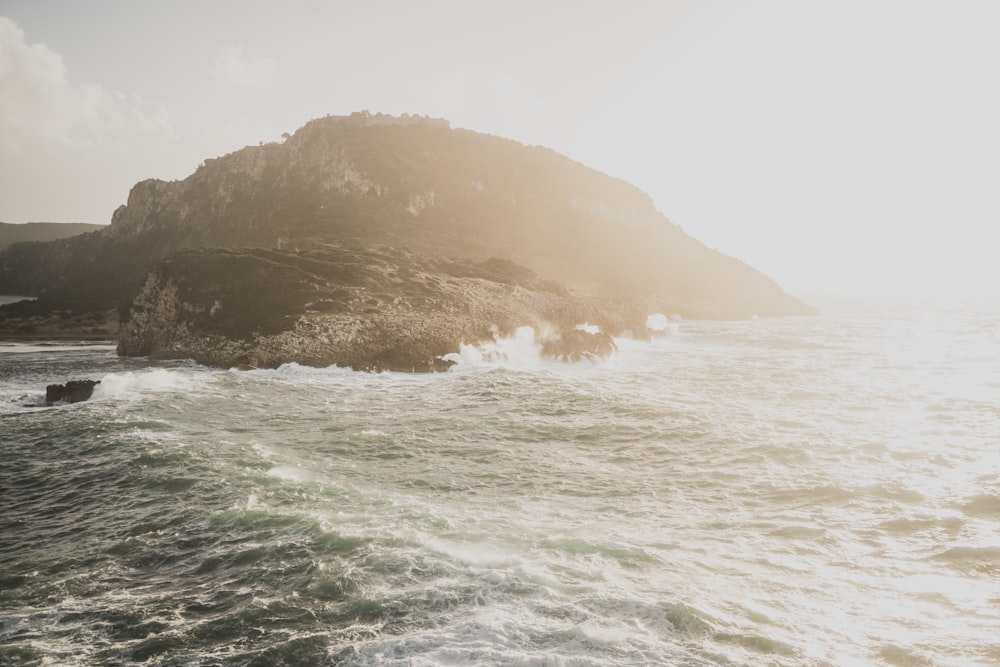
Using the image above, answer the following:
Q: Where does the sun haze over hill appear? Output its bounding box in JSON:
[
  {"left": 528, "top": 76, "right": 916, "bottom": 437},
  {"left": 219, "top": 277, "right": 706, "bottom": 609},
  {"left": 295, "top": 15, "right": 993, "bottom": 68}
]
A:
[
  {"left": 0, "top": 113, "right": 813, "bottom": 322},
  {"left": 1, "top": 2, "right": 998, "bottom": 300}
]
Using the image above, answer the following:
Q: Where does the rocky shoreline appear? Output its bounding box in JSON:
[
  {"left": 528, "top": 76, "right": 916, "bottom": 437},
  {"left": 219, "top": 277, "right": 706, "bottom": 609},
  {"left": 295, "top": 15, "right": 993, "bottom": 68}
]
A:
[{"left": 117, "top": 245, "right": 654, "bottom": 372}]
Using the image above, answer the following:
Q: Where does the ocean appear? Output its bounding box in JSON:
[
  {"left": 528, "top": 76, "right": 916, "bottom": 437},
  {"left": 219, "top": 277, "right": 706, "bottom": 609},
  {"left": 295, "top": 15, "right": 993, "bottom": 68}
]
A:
[{"left": 1, "top": 296, "right": 998, "bottom": 666}]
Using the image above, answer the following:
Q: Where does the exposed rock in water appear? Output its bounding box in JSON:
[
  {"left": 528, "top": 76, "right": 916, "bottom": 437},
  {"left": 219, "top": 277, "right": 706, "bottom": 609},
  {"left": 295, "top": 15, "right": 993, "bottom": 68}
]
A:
[
  {"left": 541, "top": 328, "right": 618, "bottom": 363},
  {"left": 46, "top": 380, "right": 100, "bottom": 404},
  {"left": 118, "top": 245, "right": 651, "bottom": 372}
]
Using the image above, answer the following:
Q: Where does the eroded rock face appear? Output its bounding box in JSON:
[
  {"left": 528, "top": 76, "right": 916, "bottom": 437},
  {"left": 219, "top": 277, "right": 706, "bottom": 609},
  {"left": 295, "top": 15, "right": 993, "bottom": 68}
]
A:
[
  {"left": 118, "top": 246, "right": 648, "bottom": 372},
  {"left": 46, "top": 380, "right": 100, "bottom": 404}
]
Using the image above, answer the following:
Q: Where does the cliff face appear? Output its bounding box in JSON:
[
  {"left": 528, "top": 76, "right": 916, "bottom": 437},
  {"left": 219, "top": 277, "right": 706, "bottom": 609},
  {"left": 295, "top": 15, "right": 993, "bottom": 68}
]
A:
[
  {"left": 119, "top": 246, "right": 649, "bottom": 371},
  {"left": 0, "top": 112, "right": 814, "bottom": 319}
]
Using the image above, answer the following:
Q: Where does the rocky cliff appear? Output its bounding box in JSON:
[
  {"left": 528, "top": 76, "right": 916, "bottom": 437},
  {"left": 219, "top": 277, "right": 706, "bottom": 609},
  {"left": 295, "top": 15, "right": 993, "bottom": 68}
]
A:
[
  {"left": 0, "top": 112, "right": 814, "bottom": 321},
  {"left": 119, "top": 245, "right": 649, "bottom": 371}
]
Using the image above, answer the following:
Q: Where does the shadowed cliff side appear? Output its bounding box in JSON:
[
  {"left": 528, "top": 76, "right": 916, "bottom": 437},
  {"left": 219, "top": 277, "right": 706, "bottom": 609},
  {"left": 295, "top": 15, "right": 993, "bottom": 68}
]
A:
[{"left": 119, "top": 245, "right": 651, "bottom": 371}]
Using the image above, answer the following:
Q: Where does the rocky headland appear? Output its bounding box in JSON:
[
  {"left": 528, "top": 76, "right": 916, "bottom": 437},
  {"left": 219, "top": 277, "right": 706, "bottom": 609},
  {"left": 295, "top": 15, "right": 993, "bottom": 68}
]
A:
[{"left": 0, "top": 111, "right": 817, "bottom": 369}]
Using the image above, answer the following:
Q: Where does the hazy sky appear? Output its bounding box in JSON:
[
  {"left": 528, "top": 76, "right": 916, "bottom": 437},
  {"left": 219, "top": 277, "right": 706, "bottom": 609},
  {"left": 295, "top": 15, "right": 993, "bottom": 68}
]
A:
[{"left": 2, "top": 1, "right": 998, "bottom": 299}]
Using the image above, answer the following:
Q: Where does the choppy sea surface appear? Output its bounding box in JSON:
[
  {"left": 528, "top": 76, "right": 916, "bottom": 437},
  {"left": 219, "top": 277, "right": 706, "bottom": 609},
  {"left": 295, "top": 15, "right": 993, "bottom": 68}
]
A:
[{"left": 2, "top": 296, "right": 999, "bottom": 667}]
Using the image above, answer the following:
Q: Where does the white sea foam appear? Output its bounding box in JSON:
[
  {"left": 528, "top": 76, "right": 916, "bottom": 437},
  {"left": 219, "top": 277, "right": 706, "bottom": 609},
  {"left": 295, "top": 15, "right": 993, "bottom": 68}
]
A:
[
  {"left": 235, "top": 362, "right": 431, "bottom": 389},
  {"left": 237, "top": 361, "right": 352, "bottom": 379},
  {"left": 440, "top": 319, "right": 681, "bottom": 372},
  {"left": 265, "top": 465, "right": 320, "bottom": 483},
  {"left": 0, "top": 395, "right": 49, "bottom": 414},
  {"left": 91, "top": 368, "right": 202, "bottom": 399},
  {"left": 441, "top": 323, "right": 631, "bottom": 371},
  {"left": 419, "top": 534, "right": 521, "bottom": 567},
  {"left": 233, "top": 362, "right": 359, "bottom": 386},
  {"left": 442, "top": 325, "right": 545, "bottom": 369},
  {"left": 646, "top": 313, "right": 679, "bottom": 336}
]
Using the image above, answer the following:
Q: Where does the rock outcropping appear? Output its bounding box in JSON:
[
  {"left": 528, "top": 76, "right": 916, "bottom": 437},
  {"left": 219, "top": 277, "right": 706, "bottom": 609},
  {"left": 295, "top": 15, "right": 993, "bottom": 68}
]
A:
[
  {"left": 45, "top": 380, "right": 100, "bottom": 404},
  {"left": 119, "top": 246, "right": 649, "bottom": 371}
]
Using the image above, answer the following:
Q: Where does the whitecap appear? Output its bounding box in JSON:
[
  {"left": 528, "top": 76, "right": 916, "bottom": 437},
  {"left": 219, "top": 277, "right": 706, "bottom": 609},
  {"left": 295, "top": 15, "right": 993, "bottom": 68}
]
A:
[
  {"left": 265, "top": 465, "right": 318, "bottom": 483},
  {"left": 92, "top": 368, "right": 204, "bottom": 399},
  {"left": 646, "top": 313, "right": 680, "bottom": 336},
  {"left": 442, "top": 326, "right": 545, "bottom": 370}
]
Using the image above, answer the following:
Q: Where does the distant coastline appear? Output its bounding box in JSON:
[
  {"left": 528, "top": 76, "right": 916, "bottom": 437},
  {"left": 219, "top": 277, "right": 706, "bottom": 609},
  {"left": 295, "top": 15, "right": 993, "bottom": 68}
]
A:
[
  {"left": 0, "top": 222, "right": 104, "bottom": 252},
  {"left": 0, "top": 296, "right": 117, "bottom": 342},
  {"left": 0, "top": 295, "right": 36, "bottom": 306}
]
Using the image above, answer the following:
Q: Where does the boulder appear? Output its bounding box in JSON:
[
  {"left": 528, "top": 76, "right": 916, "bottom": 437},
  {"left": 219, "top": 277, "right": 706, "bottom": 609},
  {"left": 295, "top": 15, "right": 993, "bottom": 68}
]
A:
[{"left": 46, "top": 379, "right": 100, "bottom": 404}]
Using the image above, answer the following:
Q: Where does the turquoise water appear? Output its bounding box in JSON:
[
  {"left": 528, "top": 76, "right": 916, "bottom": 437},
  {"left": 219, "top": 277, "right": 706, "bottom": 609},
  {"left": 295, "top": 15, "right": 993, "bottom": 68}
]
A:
[{"left": 2, "top": 298, "right": 999, "bottom": 666}]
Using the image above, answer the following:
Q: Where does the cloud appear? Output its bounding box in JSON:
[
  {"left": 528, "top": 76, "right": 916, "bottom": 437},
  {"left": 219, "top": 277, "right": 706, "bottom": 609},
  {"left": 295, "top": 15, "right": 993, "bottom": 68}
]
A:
[
  {"left": 0, "top": 16, "right": 179, "bottom": 222},
  {"left": 0, "top": 16, "right": 172, "bottom": 152},
  {"left": 211, "top": 45, "right": 277, "bottom": 90}
]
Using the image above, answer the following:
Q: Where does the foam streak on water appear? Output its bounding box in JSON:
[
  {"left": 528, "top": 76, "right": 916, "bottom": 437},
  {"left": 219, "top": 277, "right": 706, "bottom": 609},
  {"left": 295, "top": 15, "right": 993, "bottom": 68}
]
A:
[{"left": 1, "top": 298, "right": 999, "bottom": 666}]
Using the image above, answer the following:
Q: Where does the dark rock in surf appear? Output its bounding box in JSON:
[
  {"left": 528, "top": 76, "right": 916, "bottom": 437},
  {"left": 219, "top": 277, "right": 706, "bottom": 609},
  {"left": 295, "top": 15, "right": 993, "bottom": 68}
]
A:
[
  {"left": 541, "top": 328, "right": 618, "bottom": 363},
  {"left": 46, "top": 379, "right": 100, "bottom": 404}
]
